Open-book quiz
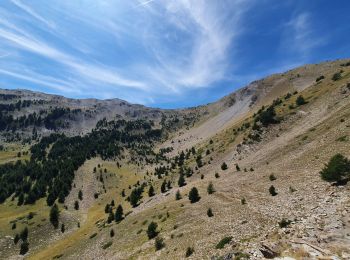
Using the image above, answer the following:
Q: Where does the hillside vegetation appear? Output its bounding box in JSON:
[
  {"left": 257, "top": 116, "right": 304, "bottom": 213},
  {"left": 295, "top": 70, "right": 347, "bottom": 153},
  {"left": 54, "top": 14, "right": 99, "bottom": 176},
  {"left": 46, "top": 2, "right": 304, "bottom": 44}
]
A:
[{"left": 0, "top": 59, "right": 350, "bottom": 259}]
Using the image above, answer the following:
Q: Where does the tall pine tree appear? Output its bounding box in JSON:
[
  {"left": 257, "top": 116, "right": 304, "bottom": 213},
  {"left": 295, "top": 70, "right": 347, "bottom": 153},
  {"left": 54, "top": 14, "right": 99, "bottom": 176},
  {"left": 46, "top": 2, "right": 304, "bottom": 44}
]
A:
[
  {"left": 115, "top": 204, "right": 124, "bottom": 222},
  {"left": 50, "top": 204, "right": 59, "bottom": 229}
]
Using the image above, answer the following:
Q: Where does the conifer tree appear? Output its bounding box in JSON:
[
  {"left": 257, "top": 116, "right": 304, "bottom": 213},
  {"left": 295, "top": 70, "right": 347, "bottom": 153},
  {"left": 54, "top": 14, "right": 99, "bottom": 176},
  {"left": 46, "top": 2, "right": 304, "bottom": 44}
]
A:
[
  {"left": 178, "top": 174, "right": 186, "bottom": 187},
  {"left": 161, "top": 180, "right": 167, "bottom": 193},
  {"left": 107, "top": 211, "right": 114, "bottom": 223},
  {"left": 61, "top": 223, "right": 65, "bottom": 233},
  {"left": 175, "top": 190, "right": 182, "bottom": 200},
  {"left": 207, "top": 182, "right": 215, "bottom": 194},
  {"left": 74, "top": 200, "right": 79, "bottom": 210},
  {"left": 20, "top": 227, "right": 28, "bottom": 241},
  {"left": 189, "top": 187, "right": 200, "bottom": 203},
  {"left": 105, "top": 203, "right": 110, "bottom": 213},
  {"left": 20, "top": 241, "right": 29, "bottom": 255},
  {"left": 50, "top": 203, "right": 59, "bottom": 229},
  {"left": 147, "top": 222, "right": 158, "bottom": 239},
  {"left": 14, "top": 234, "right": 20, "bottom": 244},
  {"left": 115, "top": 204, "right": 124, "bottom": 222},
  {"left": 148, "top": 185, "right": 155, "bottom": 197},
  {"left": 207, "top": 208, "right": 214, "bottom": 217},
  {"left": 235, "top": 164, "right": 241, "bottom": 171}
]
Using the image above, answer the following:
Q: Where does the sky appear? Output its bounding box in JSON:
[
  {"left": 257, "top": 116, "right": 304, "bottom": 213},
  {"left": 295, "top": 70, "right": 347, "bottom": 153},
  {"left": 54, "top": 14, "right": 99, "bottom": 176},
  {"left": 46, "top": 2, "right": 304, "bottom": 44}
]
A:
[{"left": 0, "top": 0, "right": 349, "bottom": 108}]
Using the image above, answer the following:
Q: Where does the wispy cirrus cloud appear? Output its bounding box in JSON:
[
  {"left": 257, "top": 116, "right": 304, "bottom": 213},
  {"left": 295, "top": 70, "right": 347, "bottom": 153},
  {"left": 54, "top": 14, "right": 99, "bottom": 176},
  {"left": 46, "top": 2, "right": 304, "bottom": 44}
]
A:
[
  {"left": 10, "top": 0, "right": 55, "bottom": 29},
  {"left": 282, "top": 12, "right": 327, "bottom": 59},
  {"left": 0, "top": 19, "right": 148, "bottom": 91},
  {"left": 0, "top": 67, "right": 81, "bottom": 94},
  {"left": 0, "top": 0, "right": 251, "bottom": 103},
  {"left": 0, "top": 0, "right": 347, "bottom": 107},
  {"left": 141, "top": 0, "right": 251, "bottom": 90}
]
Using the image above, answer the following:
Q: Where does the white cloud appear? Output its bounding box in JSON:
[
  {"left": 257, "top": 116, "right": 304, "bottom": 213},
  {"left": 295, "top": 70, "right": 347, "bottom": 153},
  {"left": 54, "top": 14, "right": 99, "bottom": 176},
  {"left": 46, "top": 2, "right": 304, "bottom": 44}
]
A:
[
  {"left": 140, "top": 0, "right": 251, "bottom": 91},
  {"left": 0, "top": 0, "right": 254, "bottom": 103},
  {"left": 0, "top": 25, "right": 148, "bottom": 91},
  {"left": 0, "top": 68, "right": 80, "bottom": 94},
  {"left": 11, "top": 0, "right": 55, "bottom": 29},
  {"left": 284, "top": 12, "right": 326, "bottom": 58}
]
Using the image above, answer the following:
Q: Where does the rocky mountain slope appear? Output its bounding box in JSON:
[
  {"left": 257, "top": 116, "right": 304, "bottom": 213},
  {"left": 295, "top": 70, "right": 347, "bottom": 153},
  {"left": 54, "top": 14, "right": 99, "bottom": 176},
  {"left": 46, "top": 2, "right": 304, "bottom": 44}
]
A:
[{"left": 0, "top": 58, "right": 350, "bottom": 260}]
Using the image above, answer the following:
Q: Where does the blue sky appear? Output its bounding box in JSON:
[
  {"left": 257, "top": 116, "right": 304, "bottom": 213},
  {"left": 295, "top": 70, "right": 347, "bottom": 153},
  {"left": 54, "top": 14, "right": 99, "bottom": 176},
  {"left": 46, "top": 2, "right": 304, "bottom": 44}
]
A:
[{"left": 0, "top": 0, "right": 349, "bottom": 108}]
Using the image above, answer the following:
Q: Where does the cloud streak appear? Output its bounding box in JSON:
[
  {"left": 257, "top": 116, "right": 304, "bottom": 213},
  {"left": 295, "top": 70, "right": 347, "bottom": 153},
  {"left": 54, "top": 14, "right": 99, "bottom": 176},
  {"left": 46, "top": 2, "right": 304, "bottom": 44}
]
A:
[
  {"left": 0, "top": 22, "right": 148, "bottom": 91},
  {"left": 11, "top": 0, "right": 55, "bottom": 29},
  {"left": 0, "top": 68, "right": 80, "bottom": 94},
  {"left": 283, "top": 12, "right": 327, "bottom": 59},
  {"left": 0, "top": 1, "right": 342, "bottom": 107},
  {"left": 140, "top": 0, "right": 252, "bottom": 91}
]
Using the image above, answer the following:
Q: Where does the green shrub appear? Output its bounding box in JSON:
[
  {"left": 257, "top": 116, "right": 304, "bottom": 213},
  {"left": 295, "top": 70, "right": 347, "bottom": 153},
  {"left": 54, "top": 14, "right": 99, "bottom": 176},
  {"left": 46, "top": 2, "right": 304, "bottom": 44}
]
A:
[
  {"left": 236, "top": 164, "right": 241, "bottom": 171},
  {"left": 74, "top": 201, "right": 79, "bottom": 210},
  {"left": 234, "top": 252, "right": 250, "bottom": 259},
  {"left": 155, "top": 236, "right": 165, "bottom": 251},
  {"left": 269, "top": 174, "right": 276, "bottom": 181},
  {"left": 332, "top": 72, "right": 342, "bottom": 81},
  {"left": 207, "top": 182, "right": 215, "bottom": 194},
  {"left": 185, "top": 247, "right": 194, "bottom": 257},
  {"left": 336, "top": 136, "right": 348, "bottom": 142},
  {"left": 147, "top": 222, "right": 158, "bottom": 239},
  {"left": 269, "top": 185, "right": 277, "bottom": 196},
  {"left": 315, "top": 75, "right": 325, "bottom": 82},
  {"left": 216, "top": 236, "right": 232, "bottom": 249},
  {"left": 175, "top": 190, "right": 182, "bottom": 200},
  {"left": 207, "top": 208, "right": 214, "bottom": 217},
  {"left": 257, "top": 106, "right": 279, "bottom": 126},
  {"left": 296, "top": 95, "right": 306, "bottom": 106},
  {"left": 278, "top": 218, "right": 292, "bottom": 228},
  {"left": 320, "top": 154, "right": 350, "bottom": 182},
  {"left": 102, "top": 241, "right": 112, "bottom": 249},
  {"left": 221, "top": 162, "right": 228, "bottom": 170},
  {"left": 89, "top": 233, "right": 97, "bottom": 239}
]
